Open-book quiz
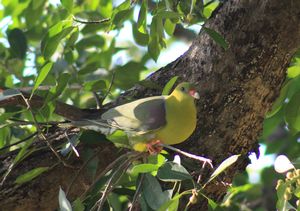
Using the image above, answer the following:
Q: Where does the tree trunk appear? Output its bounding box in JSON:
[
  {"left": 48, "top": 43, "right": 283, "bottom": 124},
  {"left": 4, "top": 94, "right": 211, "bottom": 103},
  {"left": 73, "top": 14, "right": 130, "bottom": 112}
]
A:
[{"left": 1, "top": 0, "right": 300, "bottom": 210}]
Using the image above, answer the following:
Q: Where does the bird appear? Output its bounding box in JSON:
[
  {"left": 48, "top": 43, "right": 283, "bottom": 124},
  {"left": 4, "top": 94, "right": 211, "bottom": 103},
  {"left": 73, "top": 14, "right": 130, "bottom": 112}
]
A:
[{"left": 73, "top": 82, "right": 200, "bottom": 154}]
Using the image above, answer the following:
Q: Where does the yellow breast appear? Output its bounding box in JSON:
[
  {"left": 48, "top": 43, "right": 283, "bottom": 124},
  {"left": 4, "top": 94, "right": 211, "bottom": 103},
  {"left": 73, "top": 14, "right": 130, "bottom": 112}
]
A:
[{"left": 155, "top": 93, "right": 197, "bottom": 145}]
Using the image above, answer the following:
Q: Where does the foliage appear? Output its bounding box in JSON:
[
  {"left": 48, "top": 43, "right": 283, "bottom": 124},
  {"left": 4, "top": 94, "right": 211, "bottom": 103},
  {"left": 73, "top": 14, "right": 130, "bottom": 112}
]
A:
[
  {"left": 0, "top": 0, "right": 299, "bottom": 210},
  {"left": 275, "top": 168, "right": 300, "bottom": 210}
]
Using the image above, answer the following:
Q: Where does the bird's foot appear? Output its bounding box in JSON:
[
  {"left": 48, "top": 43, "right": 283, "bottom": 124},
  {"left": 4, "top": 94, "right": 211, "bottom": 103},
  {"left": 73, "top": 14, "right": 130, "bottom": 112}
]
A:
[
  {"left": 200, "top": 158, "right": 213, "bottom": 169},
  {"left": 146, "top": 140, "right": 163, "bottom": 155}
]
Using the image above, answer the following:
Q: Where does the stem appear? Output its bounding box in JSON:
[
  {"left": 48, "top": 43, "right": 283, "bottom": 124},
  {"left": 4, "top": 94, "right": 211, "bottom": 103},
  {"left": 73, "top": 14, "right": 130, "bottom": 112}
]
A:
[
  {"left": 129, "top": 173, "right": 145, "bottom": 211},
  {"left": 92, "top": 92, "right": 101, "bottom": 109},
  {"left": 100, "top": 70, "right": 116, "bottom": 106},
  {"left": 94, "top": 161, "right": 132, "bottom": 211},
  {"left": 0, "top": 132, "right": 38, "bottom": 152},
  {"left": 72, "top": 16, "right": 110, "bottom": 24},
  {"left": 159, "top": 143, "right": 213, "bottom": 168},
  {"left": 20, "top": 93, "right": 75, "bottom": 169},
  {"left": 91, "top": 152, "right": 146, "bottom": 211},
  {"left": 80, "top": 151, "right": 140, "bottom": 200}
]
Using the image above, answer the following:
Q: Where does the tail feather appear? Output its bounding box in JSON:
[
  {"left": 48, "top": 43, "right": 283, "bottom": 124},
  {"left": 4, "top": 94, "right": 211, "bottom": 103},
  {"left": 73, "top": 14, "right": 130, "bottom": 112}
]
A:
[{"left": 70, "top": 119, "right": 116, "bottom": 135}]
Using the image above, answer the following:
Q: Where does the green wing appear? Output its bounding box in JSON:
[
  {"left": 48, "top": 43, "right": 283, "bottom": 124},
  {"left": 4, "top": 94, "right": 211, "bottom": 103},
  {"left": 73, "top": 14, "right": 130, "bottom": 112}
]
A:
[{"left": 101, "top": 96, "right": 167, "bottom": 134}]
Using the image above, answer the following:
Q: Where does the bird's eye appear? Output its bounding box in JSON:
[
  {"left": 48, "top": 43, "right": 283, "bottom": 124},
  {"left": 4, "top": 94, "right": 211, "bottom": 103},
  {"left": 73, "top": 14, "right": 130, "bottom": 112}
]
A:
[{"left": 180, "top": 86, "right": 185, "bottom": 92}]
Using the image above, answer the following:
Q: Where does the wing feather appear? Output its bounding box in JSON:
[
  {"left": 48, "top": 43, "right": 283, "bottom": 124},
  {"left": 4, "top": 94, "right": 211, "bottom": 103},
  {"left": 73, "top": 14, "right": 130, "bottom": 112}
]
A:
[{"left": 101, "top": 96, "right": 166, "bottom": 133}]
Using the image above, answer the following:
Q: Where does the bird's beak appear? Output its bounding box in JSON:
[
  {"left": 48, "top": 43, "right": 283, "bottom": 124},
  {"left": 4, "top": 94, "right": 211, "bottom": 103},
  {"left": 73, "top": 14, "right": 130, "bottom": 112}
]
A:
[{"left": 189, "top": 89, "right": 200, "bottom": 99}]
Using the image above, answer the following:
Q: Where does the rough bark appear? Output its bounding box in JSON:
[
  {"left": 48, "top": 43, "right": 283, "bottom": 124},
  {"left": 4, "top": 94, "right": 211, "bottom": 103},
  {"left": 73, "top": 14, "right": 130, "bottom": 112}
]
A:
[{"left": 1, "top": 0, "right": 300, "bottom": 210}]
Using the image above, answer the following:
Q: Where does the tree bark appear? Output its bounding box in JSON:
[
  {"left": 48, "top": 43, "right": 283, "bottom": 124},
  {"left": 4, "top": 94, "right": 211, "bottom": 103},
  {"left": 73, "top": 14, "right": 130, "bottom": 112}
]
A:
[{"left": 1, "top": 0, "right": 300, "bottom": 210}]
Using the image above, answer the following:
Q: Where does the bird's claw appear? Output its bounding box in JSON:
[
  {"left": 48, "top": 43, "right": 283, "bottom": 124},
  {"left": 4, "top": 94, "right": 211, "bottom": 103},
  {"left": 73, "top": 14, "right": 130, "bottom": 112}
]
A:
[
  {"left": 146, "top": 140, "right": 163, "bottom": 155},
  {"left": 201, "top": 158, "right": 213, "bottom": 169}
]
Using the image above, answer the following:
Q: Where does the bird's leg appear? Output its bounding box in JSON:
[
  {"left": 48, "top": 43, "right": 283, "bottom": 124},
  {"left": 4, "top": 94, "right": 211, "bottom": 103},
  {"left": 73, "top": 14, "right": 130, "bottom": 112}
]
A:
[{"left": 146, "top": 140, "right": 163, "bottom": 155}]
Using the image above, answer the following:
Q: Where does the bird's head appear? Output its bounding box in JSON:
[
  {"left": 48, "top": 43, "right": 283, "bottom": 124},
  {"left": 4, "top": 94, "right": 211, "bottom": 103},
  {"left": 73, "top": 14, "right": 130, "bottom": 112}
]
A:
[{"left": 171, "top": 82, "right": 200, "bottom": 100}]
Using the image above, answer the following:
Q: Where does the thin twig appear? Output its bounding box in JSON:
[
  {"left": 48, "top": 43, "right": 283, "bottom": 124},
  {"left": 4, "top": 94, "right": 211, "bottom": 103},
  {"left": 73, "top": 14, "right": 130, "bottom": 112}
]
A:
[
  {"left": 80, "top": 151, "right": 139, "bottom": 200},
  {"left": 92, "top": 70, "right": 115, "bottom": 108},
  {"left": 159, "top": 143, "right": 213, "bottom": 168},
  {"left": 19, "top": 93, "right": 75, "bottom": 169},
  {"left": 72, "top": 16, "right": 110, "bottom": 24},
  {"left": 100, "top": 70, "right": 116, "bottom": 106},
  {"left": 92, "top": 92, "right": 102, "bottom": 109},
  {"left": 93, "top": 160, "right": 132, "bottom": 211},
  {"left": 0, "top": 132, "right": 38, "bottom": 152},
  {"left": 0, "top": 162, "right": 15, "bottom": 186},
  {"left": 93, "top": 152, "right": 145, "bottom": 211},
  {"left": 129, "top": 173, "right": 145, "bottom": 211},
  {"left": 197, "top": 161, "right": 209, "bottom": 184},
  {"left": 9, "top": 84, "right": 82, "bottom": 92},
  {"left": 64, "top": 131, "right": 80, "bottom": 157},
  {"left": 8, "top": 118, "right": 68, "bottom": 126}
]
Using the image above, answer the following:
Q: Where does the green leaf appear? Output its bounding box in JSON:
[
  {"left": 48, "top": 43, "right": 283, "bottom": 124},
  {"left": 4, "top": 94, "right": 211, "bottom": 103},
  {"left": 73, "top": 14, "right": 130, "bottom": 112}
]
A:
[
  {"left": 114, "top": 61, "right": 146, "bottom": 89},
  {"left": 0, "top": 110, "right": 24, "bottom": 123},
  {"left": 203, "top": 27, "right": 228, "bottom": 50},
  {"left": 31, "top": 62, "right": 53, "bottom": 97},
  {"left": 262, "top": 108, "right": 284, "bottom": 139},
  {"left": 203, "top": 1, "right": 219, "bottom": 19},
  {"left": 72, "top": 198, "right": 85, "bottom": 211},
  {"left": 137, "top": 0, "right": 147, "bottom": 30},
  {"left": 15, "top": 167, "right": 49, "bottom": 184},
  {"left": 158, "top": 190, "right": 191, "bottom": 211},
  {"left": 65, "top": 27, "right": 79, "bottom": 48},
  {"left": 76, "top": 35, "right": 105, "bottom": 50},
  {"left": 25, "top": 0, "right": 46, "bottom": 27},
  {"left": 266, "top": 80, "right": 291, "bottom": 118},
  {"left": 7, "top": 28, "right": 27, "bottom": 59},
  {"left": 53, "top": 73, "right": 70, "bottom": 96},
  {"left": 108, "top": 192, "right": 123, "bottom": 211},
  {"left": 287, "top": 65, "right": 300, "bottom": 78},
  {"left": 287, "top": 75, "right": 300, "bottom": 99},
  {"left": 83, "top": 79, "right": 106, "bottom": 92},
  {"left": 207, "top": 155, "right": 240, "bottom": 184},
  {"left": 148, "top": 35, "right": 160, "bottom": 61},
  {"left": 80, "top": 130, "right": 107, "bottom": 146},
  {"left": 285, "top": 91, "right": 300, "bottom": 131},
  {"left": 32, "top": 0, "right": 45, "bottom": 9},
  {"left": 162, "top": 76, "right": 178, "bottom": 95},
  {"left": 107, "top": 130, "right": 130, "bottom": 148},
  {"left": 41, "top": 26, "right": 74, "bottom": 59},
  {"left": 142, "top": 174, "right": 170, "bottom": 210},
  {"left": 0, "top": 126, "right": 10, "bottom": 148},
  {"left": 115, "top": 0, "right": 130, "bottom": 11},
  {"left": 148, "top": 15, "right": 165, "bottom": 61},
  {"left": 157, "top": 11, "right": 182, "bottom": 19},
  {"left": 276, "top": 182, "right": 288, "bottom": 210},
  {"left": 165, "top": 192, "right": 180, "bottom": 211},
  {"left": 294, "top": 186, "right": 300, "bottom": 198},
  {"left": 157, "top": 161, "right": 192, "bottom": 182},
  {"left": 199, "top": 192, "right": 218, "bottom": 210},
  {"left": 113, "top": 9, "right": 133, "bottom": 27},
  {"left": 132, "top": 22, "right": 149, "bottom": 46},
  {"left": 14, "top": 138, "right": 35, "bottom": 164},
  {"left": 82, "top": 148, "right": 99, "bottom": 180},
  {"left": 150, "top": 16, "right": 164, "bottom": 37},
  {"left": 59, "top": 187, "right": 72, "bottom": 211},
  {"left": 164, "top": 19, "right": 176, "bottom": 36},
  {"left": 46, "top": 73, "right": 70, "bottom": 102},
  {"left": 38, "top": 101, "right": 56, "bottom": 121},
  {"left": 78, "top": 62, "right": 101, "bottom": 75},
  {"left": 130, "top": 164, "right": 160, "bottom": 176},
  {"left": 61, "top": 0, "right": 73, "bottom": 12}
]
